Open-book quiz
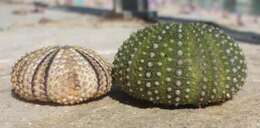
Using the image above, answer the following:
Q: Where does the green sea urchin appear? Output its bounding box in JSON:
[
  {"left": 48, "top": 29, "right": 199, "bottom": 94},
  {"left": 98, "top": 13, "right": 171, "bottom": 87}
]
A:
[
  {"left": 11, "top": 46, "right": 112, "bottom": 105},
  {"left": 112, "top": 23, "right": 247, "bottom": 106}
]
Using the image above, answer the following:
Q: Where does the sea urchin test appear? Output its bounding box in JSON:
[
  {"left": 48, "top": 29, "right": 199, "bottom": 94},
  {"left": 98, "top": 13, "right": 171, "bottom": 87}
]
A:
[
  {"left": 112, "top": 23, "right": 247, "bottom": 106},
  {"left": 11, "top": 46, "right": 112, "bottom": 105}
]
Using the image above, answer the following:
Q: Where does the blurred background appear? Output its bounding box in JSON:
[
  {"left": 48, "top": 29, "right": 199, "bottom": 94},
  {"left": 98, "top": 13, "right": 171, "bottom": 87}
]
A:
[
  {"left": 3, "top": 0, "right": 260, "bottom": 27},
  {"left": 1, "top": 0, "right": 259, "bottom": 35},
  {"left": 0, "top": 1, "right": 260, "bottom": 128},
  {"left": 2, "top": 0, "right": 260, "bottom": 25},
  {"left": 0, "top": 0, "right": 259, "bottom": 33}
]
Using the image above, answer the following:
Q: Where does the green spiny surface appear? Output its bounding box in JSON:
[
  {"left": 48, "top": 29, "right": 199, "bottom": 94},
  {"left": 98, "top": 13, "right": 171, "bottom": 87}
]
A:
[{"left": 112, "top": 23, "right": 247, "bottom": 107}]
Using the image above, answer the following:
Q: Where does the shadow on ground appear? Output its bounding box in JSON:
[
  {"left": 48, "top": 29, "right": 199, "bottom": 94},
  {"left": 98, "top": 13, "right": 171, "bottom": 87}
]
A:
[
  {"left": 11, "top": 90, "right": 108, "bottom": 107},
  {"left": 11, "top": 85, "right": 227, "bottom": 109},
  {"left": 108, "top": 85, "right": 226, "bottom": 109}
]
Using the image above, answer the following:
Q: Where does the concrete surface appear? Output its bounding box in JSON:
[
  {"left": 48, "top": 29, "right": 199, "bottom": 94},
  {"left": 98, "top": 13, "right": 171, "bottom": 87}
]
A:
[{"left": 0, "top": 2, "right": 260, "bottom": 128}]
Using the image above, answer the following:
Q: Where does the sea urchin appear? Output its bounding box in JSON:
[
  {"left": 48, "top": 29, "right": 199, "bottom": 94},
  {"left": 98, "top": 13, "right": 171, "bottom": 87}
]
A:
[
  {"left": 11, "top": 46, "right": 112, "bottom": 105},
  {"left": 112, "top": 23, "right": 247, "bottom": 107}
]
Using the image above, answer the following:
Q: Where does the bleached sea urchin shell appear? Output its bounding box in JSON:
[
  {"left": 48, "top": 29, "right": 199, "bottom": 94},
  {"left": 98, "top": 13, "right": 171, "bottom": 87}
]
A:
[
  {"left": 11, "top": 46, "right": 112, "bottom": 105},
  {"left": 112, "top": 23, "right": 247, "bottom": 107}
]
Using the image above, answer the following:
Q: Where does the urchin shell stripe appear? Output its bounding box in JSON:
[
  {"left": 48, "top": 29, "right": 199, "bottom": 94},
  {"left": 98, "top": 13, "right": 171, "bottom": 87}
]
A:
[
  {"left": 192, "top": 24, "right": 218, "bottom": 105},
  {"left": 174, "top": 24, "right": 195, "bottom": 105},
  {"left": 17, "top": 48, "right": 51, "bottom": 100},
  {"left": 11, "top": 55, "right": 28, "bottom": 93},
  {"left": 31, "top": 48, "right": 58, "bottom": 97},
  {"left": 127, "top": 29, "right": 156, "bottom": 100},
  {"left": 75, "top": 48, "right": 111, "bottom": 89},
  {"left": 74, "top": 49, "right": 104, "bottom": 92},
  {"left": 12, "top": 48, "right": 47, "bottom": 96},
  {"left": 11, "top": 55, "right": 26, "bottom": 90},
  {"left": 190, "top": 24, "right": 210, "bottom": 105},
  {"left": 43, "top": 49, "right": 60, "bottom": 98},
  {"left": 204, "top": 26, "right": 228, "bottom": 102},
  {"left": 199, "top": 28, "right": 216, "bottom": 104}
]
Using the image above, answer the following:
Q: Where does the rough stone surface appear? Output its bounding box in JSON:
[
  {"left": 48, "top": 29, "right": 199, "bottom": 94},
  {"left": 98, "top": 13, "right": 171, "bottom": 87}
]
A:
[{"left": 0, "top": 2, "right": 259, "bottom": 128}]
